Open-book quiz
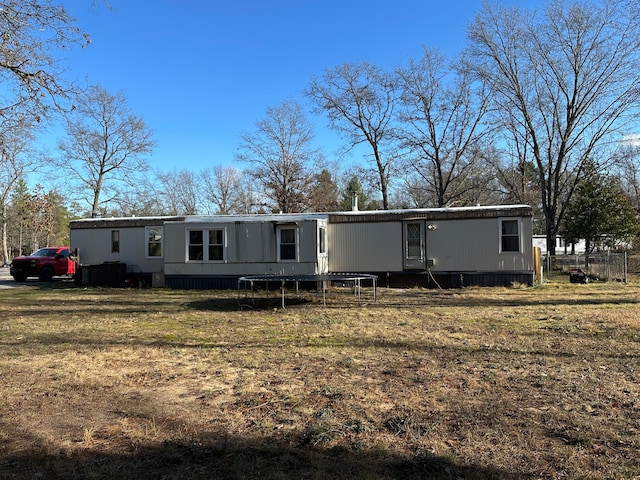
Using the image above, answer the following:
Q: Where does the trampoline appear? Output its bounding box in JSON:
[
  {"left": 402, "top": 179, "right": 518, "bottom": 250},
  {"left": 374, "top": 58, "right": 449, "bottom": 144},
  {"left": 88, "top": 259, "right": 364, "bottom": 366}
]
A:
[{"left": 238, "top": 273, "right": 378, "bottom": 308}]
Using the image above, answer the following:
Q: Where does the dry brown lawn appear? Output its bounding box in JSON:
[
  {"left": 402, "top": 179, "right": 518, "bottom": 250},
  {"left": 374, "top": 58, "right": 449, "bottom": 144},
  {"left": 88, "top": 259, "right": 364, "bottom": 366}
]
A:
[{"left": 0, "top": 277, "right": 639, "bottom": 479}]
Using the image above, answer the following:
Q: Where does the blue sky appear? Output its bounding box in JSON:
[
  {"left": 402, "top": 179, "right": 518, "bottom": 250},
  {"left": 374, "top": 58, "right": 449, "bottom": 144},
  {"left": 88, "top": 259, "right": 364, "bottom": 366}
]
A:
[{"left": 58, "top": 0, "right": 511, "bottom": 174}]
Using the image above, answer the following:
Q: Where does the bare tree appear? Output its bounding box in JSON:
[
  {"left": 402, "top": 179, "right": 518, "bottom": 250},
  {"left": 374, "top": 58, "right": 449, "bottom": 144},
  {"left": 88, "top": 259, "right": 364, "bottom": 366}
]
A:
[
  {"left": 615, "top": 142, "right": 640, "bottom": 215},
  {"left": 236, "top": 99, "right": 321, "bottom": 213},
  {"left": 58, "top": 85, "right": 155, "bottom": 217},
  {"left": 108, "top": 175, "right": 164, "bottom": 217},
  {"left": 395, "top": 48, "right": 492, "bottom": 207},
  {"left": 3, "top": 180, "right": 70, "bottom": 256},
  {"left": 236, "top": 174, "right": 267, "bottom": 214},
  {"left": 307, "top": 62, "right": 398, "bottom": 209},
  {"left": 0, "top": 116, "right": 38, "bottom": 264},
  {"left": 0, "top": 1, "right": 88, "bottom": 259},
  {"left": 466, "top": 0, "right": 640, "bottom": 254},
  {"left": 0, "top": 1, "right": 89, "bottom": 118},
  {"left": 200, "top": 165, "right": 243, "bottom": 215},
  {"left": 155, "top": 168, "right": 200, "bottom": 215}
]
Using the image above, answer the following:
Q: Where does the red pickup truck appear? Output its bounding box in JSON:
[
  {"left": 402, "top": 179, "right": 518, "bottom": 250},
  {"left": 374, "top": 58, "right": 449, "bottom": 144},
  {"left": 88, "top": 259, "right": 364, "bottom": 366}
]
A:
[{"left": 10, "top": 247, "right": 77, "bottom": 282}]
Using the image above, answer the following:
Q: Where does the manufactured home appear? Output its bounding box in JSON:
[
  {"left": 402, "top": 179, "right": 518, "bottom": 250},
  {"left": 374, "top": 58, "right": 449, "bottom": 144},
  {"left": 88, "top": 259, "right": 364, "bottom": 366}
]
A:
[{"left": 69, "top": 204, "right": 534, "bottom": 289}]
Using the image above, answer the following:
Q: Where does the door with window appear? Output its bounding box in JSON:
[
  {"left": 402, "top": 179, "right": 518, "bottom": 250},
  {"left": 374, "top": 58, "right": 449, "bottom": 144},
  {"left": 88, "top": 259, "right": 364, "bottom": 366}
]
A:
[{"left": 403, "top": 221, "right": 426, "bottom": 269}]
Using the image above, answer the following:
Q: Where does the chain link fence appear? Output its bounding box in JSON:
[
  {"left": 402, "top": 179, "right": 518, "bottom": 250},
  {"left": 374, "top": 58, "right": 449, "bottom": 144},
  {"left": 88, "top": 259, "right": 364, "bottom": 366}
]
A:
[{"left": 543, "top": 252, "right": 635, "bottom": 282}]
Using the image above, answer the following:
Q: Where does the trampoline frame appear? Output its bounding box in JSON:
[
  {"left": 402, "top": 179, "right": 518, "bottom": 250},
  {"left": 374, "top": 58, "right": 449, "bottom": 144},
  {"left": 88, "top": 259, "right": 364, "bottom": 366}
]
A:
[{"left": 237, "top": 273, "right": 378, "bottom": 308}]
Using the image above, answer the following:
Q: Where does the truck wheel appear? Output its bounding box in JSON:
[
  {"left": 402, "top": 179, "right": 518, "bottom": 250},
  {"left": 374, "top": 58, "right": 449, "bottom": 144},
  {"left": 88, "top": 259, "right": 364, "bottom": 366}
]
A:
[
  {"left": 39, "top": 267, "right": 54, "bottom": 282},
  {"left": 12, "top": 274, "right": 27, "bottom": 282}
]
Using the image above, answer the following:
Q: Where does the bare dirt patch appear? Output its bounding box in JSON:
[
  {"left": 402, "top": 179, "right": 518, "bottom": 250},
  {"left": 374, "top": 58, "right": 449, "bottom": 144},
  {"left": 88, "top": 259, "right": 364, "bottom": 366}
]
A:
[{"left": 1, "top": 280, "right": 639, "bottom": 479}]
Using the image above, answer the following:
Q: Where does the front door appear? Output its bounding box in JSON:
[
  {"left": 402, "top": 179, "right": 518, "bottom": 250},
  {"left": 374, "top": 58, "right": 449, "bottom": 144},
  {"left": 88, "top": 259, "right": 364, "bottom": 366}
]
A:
[{"left": 403, "top": 221, "right": 425, "bottom": 269}]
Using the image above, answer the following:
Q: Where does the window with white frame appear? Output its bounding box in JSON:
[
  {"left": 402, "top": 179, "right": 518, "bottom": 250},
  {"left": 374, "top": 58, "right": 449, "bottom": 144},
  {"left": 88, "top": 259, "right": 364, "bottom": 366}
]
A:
[
  {"left": 208, "top": 228, "right": 225, "bottom": 261},
  {"left": 146, "top": 227, "right": 163, "bottom": 257},
  {"left": 278, "top": 226, "right": 298, "bottom": 261},
  {"left": 187, "top": 228, "right": 226, "bottom": 262},
  {"left": 188, "top": 230, "right": 204, "bottom": 260},
  {"left": 500, "top": 219, "right": 521, "bottom": 253}
]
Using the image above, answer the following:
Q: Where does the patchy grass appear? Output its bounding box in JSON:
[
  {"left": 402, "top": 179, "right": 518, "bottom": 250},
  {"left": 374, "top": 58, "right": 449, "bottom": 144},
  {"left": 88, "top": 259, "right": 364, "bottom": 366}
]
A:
[{"left": 0, "top": 278, "right": 639, "bottom": 479}]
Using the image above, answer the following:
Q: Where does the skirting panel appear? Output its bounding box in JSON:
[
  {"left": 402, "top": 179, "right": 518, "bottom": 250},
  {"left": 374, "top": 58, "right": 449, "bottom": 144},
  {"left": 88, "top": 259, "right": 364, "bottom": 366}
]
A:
[
  {"left": 163, "top": 271, "right": 533, "bottom": 290},
  {"left": 165, "top": 275, "right": 240, "bottom": 290},
  {"left": 376, "top": 271, "right": 534, "bottom": 288}
]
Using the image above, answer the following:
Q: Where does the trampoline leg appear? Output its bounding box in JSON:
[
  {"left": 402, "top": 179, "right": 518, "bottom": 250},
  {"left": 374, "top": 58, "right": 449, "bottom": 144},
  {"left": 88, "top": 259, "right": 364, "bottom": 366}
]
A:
[{"left": 323, "top": 283, "right": 326, "bottom": 307}]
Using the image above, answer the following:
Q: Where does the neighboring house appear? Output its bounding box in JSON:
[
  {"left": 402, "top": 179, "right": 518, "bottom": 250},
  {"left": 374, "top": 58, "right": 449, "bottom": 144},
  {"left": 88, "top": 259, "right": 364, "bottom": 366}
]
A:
[
  {"left": 533, "top": 235, "right": 586, "bottom": 255},
  {"left": 69, "top": 204, "right": 534, "bottom": 289}
]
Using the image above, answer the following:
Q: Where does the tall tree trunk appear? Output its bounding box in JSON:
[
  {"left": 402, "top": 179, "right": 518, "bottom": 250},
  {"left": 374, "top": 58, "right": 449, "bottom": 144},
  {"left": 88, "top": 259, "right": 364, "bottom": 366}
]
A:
[
  {"left": 1, "top": 206, "right": 8, "bottom": 265},
  {"left": 91, "top": 174, "right": 104, "bottom": 218}
]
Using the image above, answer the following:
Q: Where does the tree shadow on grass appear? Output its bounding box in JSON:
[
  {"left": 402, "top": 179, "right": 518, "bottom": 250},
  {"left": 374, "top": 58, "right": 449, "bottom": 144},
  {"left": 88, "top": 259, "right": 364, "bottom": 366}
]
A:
[
  {"left": 188, "top": 288, "right": 640, "bottom": 312},
  {"left": 0, "top": 433, "right": 531, "bottom": 480},
  {"left": 191, "top": 296, "right": 315, "bottom": 312}
]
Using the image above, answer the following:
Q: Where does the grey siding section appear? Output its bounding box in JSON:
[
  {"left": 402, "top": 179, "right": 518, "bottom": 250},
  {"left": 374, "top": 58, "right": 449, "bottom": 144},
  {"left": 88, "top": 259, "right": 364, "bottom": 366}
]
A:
[
  {"left": 328, "top": 217, "right": 533, "bottom": 274},
  {"left": 427, "top": 217, "right": 533, "bottom": 272},
  {"left": 329, "top": 222, "right": 403, "bottom": 272},
  {"left": 164, "top": 219, "right": 325, "bottom": 277}
]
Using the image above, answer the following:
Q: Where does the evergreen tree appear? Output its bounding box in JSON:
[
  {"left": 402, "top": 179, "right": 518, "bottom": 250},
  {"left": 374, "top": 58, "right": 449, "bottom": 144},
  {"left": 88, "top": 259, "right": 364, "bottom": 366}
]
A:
[
  {"left": 339, "top": 176, "right": 370, "bottom": 211},
  {"left": 308, "top": 169, "right": 339, "bottom": 212},
  {"left": 563, "top": 161, "right": 638, "bottom": 269}
]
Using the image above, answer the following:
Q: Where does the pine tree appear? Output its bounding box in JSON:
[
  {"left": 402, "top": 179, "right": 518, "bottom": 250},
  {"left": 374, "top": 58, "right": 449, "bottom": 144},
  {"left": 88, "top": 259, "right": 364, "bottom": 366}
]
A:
[{"left": 563, "top": 161, "right": 638, "bottom": 270}]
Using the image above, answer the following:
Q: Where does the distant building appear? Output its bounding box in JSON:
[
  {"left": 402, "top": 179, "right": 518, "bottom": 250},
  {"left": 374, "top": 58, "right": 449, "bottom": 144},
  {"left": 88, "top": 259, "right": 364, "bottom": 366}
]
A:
[{"left": 533, "top": 235, "right": 586, "bottom": 255}]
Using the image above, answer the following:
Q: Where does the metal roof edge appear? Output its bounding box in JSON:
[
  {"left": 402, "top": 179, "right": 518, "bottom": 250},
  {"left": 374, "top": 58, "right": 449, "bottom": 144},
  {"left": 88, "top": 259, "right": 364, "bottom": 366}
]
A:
[
  {"left": 69, "top": 216, "right": 185, "bottom": 229},
  {"left": 69, "top": 205, "right": 532, "bottom": 229},
  {"left": 168, "top": 213, "right": 329, "bottom": 224},
  {"left": 327, "top": 205, "right": 533, "bottom": 223}
]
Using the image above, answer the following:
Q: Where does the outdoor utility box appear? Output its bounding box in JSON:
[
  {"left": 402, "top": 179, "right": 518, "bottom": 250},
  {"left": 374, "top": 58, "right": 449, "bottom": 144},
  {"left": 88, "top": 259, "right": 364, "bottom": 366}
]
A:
[
  {"left": 78, "top": 262, "right": 127, "bottom": 287},
  {"left": 76, "top": 265, "right": 91, "bottom": 286},
  {"left": 97, "top": 262, "right": 127, "bottom": 287},
  {"left": 569, "top": 268, "right": 588, "bottom": 284},
  {"left": 152, "top": 272, "right": 165, "bottom": 288}
]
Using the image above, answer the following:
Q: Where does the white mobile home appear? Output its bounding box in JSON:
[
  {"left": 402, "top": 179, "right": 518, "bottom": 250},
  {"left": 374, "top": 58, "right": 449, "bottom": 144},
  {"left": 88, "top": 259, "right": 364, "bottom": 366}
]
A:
[{"left": 69, "top": 205, "right": 534, "bottom": 288}]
